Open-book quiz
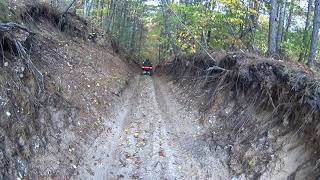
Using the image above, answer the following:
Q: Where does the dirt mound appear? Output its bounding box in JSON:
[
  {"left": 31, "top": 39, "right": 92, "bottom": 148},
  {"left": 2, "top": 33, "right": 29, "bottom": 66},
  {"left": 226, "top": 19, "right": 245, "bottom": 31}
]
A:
[
  {"left": 0, "top": 3, "right": 132, "bottom": 179},
  {"left": 158, "top": 52, "right": 320, "bottom": 179}
]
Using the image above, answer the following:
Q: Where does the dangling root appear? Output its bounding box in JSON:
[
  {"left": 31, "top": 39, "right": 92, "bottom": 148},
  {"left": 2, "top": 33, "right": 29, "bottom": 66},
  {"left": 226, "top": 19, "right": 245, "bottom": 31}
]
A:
[{"left": 0, "top": 22, "right": 44, "bottom": 95}]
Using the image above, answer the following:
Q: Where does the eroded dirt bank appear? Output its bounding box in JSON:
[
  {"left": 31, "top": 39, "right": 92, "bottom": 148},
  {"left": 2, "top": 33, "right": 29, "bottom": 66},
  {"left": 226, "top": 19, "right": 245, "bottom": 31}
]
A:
[
  {"left": 2, "top": 2, "right": 320, "bottom": 179},
  {"left": 158, "top": 52, "right": 320, "bottom": 179},
  {"left": 75, "top": 75, "right": 229, "bottom": 179},
  {"left": 0, "top": 2, "right": 133, "bottom": 178}
]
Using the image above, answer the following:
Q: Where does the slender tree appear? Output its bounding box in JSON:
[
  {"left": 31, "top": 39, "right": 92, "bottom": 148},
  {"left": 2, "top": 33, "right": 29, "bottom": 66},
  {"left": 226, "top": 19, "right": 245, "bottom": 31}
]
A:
[
  {"left": 299, "top": 0, "right": 313, "bottom": 62},
  {"left": 284, "top": 0, "right": 295, "bottom": 41},
  {"left": 276, "top": 0, "right": 286, "bottom": 50},
  {"left": 308, "top": 0, "right": 320, "bottom": 67},
  {"left": 248, "top": 0, "right": 260, "bottom": 51},
  {"left": 268, "top": 0, "right": 278, "bottom": 55},
  {"left": 105, "top": 0, "right": 117, "bottom": 33},
  {"left": 161, "top": 0, "right": 178, "bottom": 56},
  {"left": 83, "top": 0, "right": 93, "bottom": 17}
]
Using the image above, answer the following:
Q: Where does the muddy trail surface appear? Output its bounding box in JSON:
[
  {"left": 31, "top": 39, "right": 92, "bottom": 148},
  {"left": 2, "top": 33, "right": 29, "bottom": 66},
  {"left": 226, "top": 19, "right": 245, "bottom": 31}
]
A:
[{"left": 74, "top": 76, "right": 229, "bottom": 179}]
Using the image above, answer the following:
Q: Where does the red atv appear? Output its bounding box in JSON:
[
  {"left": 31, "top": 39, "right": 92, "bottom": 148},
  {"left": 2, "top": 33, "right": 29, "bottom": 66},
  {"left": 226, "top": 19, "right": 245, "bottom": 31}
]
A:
[
  {"left": 142, "top": 59, "right": 153, "bottom": 76},
  {"left": 142, "top": 65, "right": 153, "bottom": 76}
]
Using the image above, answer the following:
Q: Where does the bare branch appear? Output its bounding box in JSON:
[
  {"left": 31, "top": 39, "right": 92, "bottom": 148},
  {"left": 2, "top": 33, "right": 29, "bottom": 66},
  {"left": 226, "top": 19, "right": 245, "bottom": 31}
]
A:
[{"left": 63, "top": 0, "right": 77, "bottom": 15}]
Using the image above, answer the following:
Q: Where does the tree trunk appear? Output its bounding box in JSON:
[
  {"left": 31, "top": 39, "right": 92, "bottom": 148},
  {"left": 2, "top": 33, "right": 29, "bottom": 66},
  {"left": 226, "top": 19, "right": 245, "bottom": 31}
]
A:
[
  {"left": 159, "top": 35, "right": 162, "bottom": 63},
  {"left": 284, "top": 0, "right": 295, "bottom": 41},
  {"left": 105, "top": 0, "right": 117, "bottom": 33},
  {"left": 84, "top": 0, "right": 93, "bottom": 17},
  {"left": 96, "top": 0, "right": 101, "bottom": 26},
  {"left": 308, "top": 0, "right": 320, "bottom": 67},
  {"left": 120, "top": 1, "right": 128, "bottom": 44},
  {"left": 207, "top": 30, "right": 211, "bottom": 46},
  {"left": 138, "top": 22, "right": 143, "bottom": 58},
  {"left": 100, "top": 0, "right": 105, "bottom": 27},
  {"left": 268, "top": 0, "right": 278, "bottom": 55},
  {"left": 299, "top": 0, "right": 313, "bottom": 62},
  {"left": 130, "top": 5, "right": 140, "bottom": 51},
  {"left": 276, "top": 0, "right": 286, "bottom": 51},
  {"left": 161, "top": 0, "right": 178, "bottom": 56},
  {"left": 249, "top": 0, "right": 259, "bottom": 51}
]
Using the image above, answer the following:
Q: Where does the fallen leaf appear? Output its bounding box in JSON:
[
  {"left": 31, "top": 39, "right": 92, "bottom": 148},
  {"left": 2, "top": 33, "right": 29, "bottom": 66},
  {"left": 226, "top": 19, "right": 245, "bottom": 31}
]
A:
[
  {"left": 159, "top": 150, "right": 165, "bottom": 157},
  {"left": 134, "top": 132, "right": 139, "bottom": 138}
]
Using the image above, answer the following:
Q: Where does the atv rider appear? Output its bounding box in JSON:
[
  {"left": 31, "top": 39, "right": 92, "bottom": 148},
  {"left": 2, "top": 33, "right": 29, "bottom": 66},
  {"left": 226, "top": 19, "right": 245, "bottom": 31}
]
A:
[
  {"left": 142, "top": 59, "right": 153, "bottom": 76},
  {"left": 143, "top": 59, "right": 152, "bottom": 67}
]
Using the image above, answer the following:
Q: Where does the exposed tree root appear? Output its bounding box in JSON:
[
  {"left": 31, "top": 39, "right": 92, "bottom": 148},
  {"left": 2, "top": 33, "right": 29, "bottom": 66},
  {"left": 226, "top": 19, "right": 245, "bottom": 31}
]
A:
[
  {"left": 158, "top": 52, "right": 320, "bottom": 179},
  {"left": 0, "top": 22, "right": 34, "bottom": 34}
]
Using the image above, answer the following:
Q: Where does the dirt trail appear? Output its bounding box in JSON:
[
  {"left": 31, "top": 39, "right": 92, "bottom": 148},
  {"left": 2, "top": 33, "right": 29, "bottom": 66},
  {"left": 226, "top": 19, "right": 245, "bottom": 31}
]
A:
[{"left": 74, "top": 76, "right": 229, "bottom": 179}]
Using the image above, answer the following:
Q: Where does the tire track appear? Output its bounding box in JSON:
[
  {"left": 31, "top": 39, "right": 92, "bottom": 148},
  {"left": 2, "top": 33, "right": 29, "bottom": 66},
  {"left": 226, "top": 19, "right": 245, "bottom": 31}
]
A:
[
  {"left": 75, "top": 75, "right": 230, "bottom": 180},
  {"left": 153, "top": 78, "right": 179, "bottom": 179},
  {"left": 75, "top": 76, "right": 142, "bottom": 180},
  {"left": 154, "top": 76, "right": 230, "bottom": 180}
]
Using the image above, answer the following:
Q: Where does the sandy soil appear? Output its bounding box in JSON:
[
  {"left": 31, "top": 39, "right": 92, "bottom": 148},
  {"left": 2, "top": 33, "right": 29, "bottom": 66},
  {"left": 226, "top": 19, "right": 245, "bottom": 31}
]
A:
[{"left": 73, "top": 75, "right": 230, "bottom": 180}]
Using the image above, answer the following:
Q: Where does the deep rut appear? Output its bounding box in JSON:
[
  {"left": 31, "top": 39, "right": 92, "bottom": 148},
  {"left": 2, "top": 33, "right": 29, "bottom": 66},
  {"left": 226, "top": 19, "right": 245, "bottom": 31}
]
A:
[{"left": 74, "top": 76, "right": 229, "bottom": 180}]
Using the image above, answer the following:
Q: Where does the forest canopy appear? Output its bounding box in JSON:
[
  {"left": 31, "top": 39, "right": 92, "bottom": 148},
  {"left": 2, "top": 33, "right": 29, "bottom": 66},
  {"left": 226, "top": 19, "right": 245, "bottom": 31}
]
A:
[{"left": 3, "top": 0, "right": 320, "bottom": 67}]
